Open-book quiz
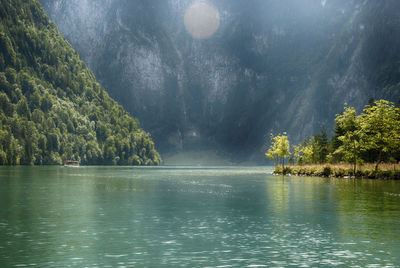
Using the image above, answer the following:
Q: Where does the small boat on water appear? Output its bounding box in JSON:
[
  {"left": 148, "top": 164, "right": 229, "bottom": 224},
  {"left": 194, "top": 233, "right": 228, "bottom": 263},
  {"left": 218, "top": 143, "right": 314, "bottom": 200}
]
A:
[{"left": 64, "top": 160, "right": 79, "bottom": 167}]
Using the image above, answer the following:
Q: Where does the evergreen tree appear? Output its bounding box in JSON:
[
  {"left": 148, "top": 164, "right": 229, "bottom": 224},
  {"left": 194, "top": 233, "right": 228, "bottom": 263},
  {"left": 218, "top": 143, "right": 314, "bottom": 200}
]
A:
[{"left": 313, "top": 127, "right": 329, "bottom": 163}]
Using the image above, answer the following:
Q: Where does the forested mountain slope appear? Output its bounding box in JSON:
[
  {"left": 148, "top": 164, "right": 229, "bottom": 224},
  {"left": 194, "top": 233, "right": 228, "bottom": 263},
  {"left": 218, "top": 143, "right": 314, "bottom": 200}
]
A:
[
  {"left": 40, "top": 0, "right": 400, "bottom": 163},
  {"left": 0, "top": 0, "right": 161, "bottom": 165}
]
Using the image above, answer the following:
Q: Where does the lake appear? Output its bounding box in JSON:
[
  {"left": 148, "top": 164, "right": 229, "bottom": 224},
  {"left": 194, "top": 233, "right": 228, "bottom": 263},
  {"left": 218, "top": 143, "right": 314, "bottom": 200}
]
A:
[{"left": 0, "top": 166, "right": 400, "bottom": 267}]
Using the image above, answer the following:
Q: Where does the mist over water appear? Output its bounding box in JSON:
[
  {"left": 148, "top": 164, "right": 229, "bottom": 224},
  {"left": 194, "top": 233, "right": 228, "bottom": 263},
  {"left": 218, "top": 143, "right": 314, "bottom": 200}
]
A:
[
  {"left": 1, "top": 166, "right": 400, "bottom": 267},
  {"left": 163, "top": 150, "right": 235, "bottom": 166}
]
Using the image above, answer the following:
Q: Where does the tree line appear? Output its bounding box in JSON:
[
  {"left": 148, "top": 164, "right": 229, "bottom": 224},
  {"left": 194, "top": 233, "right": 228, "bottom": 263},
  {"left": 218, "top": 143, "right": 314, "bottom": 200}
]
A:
[
  {"left": 0, "top": 0, "right": 161, "bottom": 165},
  {"left": 266, "top": 99, "right": 400, "bottom": 172}
]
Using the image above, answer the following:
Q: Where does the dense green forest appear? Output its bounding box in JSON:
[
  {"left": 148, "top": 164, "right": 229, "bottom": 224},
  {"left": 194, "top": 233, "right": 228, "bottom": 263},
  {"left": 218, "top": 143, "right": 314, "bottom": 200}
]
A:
[
  {"left": 267, "top": 100, "right": 400, "bottom": 172},
  {"left": 0, "top": 0, "right": 161, "bottom": 165}
]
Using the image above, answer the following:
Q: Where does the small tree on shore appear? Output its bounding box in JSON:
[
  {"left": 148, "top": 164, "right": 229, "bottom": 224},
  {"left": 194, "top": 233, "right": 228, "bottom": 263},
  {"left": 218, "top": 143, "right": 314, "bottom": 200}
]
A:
[
  {"left": 266, "top": 133, "right": 290, "bottom": 168},
  {"left": 291, "top": 144, "right": 301, "bottom": 165},
  {"left": 333, "top": 106, "right": 361, "bottom": 174},
  {"left": 358, "top": 100, "right": 400, "bottom": 171}
]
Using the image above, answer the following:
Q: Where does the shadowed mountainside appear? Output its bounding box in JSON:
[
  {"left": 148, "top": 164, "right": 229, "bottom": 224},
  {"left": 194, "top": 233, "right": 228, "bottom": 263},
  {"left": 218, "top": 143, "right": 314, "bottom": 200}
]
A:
[
  {"left": 40, "top": 0, "right": 400, "bottom": 163},
  {"left": 0, "top": 0, "right": 161, "bottom": 165}
]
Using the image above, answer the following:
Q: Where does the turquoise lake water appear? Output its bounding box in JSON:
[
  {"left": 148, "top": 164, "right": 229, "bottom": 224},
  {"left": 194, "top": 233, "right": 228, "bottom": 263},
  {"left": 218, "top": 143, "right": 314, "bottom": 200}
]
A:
[{"left": 0, "top": 166, "right": 400, "bottom": 267}]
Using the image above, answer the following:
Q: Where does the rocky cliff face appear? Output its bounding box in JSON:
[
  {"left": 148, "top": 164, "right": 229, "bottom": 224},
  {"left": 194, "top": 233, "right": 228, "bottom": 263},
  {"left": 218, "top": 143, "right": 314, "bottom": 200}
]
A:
[{"left": 39, "top": 0, "right": 400, "bottom": 163}]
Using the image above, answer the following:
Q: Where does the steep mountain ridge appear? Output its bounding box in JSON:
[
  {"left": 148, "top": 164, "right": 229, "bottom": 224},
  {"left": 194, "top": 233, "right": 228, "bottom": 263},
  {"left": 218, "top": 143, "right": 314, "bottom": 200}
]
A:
[
  {"left": 40, "top": 0, "right": 400, "bottom": 163},
  {"left": 0, "top": 0, "right": 161, "bottom": 165}
]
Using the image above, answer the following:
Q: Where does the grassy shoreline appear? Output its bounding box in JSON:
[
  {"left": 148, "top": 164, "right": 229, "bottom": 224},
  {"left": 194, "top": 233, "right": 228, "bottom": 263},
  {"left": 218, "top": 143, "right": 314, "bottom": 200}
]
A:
[{"left": 274, "top": 163, "right": 400, "bottom": 180}]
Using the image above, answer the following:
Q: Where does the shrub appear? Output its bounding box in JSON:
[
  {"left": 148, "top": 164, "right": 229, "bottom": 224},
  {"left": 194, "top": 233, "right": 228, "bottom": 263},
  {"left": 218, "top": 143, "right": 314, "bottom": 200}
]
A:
[
  {"left": 305, "top": 167, "right": 316, "bottom": 176},
  {"left": 274, "top": 166, "right": 282, "bottom": 174},
  {"left": 346, "top": 168, "right": 354, "bottom": 176},
  {"left": 355, "top": 169, "right": 365, "bottom": 177},
  {"left": 322, "top": 166, "right": 332, "bottom": 177},
  {"left": 334, "top": 168, "right": 346, "bottom": 177},
  {"left": 282, "top": 166, "right": 292, "bottom": 175}
]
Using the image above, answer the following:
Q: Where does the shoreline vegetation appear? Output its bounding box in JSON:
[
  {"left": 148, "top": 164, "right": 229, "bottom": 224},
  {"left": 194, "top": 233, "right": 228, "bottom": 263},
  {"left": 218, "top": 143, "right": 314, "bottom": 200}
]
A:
[
  {"left": 274, "top": 163, "right": 400, "bottom": 180},
  {"left": 267, "top": 99, "right": 400, "bottom": 180}
]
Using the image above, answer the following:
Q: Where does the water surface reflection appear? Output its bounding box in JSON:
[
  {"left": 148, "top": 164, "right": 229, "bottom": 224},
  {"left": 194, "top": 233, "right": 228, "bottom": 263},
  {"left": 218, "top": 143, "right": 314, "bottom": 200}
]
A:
[{"left": 0, "top": 166, "right": 399, "bottom": 267}]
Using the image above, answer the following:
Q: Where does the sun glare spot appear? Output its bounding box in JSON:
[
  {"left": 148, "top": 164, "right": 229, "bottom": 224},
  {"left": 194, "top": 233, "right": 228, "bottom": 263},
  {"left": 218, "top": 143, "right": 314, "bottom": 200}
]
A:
[{"left": 184, "top": 1, "right": 220, "bottom": 39}]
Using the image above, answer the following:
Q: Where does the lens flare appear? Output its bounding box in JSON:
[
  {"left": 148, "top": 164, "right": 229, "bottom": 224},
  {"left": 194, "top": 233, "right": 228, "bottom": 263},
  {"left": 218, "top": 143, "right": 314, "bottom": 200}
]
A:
[{"left": 184, "top": 1, "right": 220, "bottom": 39}]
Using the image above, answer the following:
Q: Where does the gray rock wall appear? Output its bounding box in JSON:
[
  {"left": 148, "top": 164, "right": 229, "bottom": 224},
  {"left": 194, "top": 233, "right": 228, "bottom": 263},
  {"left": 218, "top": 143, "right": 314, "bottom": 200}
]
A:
[{"left": 39, "top": 0, "right": 400, "bottom": 163}]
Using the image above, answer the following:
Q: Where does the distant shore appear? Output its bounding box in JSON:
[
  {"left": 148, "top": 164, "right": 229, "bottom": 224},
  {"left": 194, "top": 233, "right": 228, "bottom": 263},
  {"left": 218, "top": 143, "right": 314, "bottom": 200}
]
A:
[{"left": 274, "top": 163, "right": 400, "bottom": 180}]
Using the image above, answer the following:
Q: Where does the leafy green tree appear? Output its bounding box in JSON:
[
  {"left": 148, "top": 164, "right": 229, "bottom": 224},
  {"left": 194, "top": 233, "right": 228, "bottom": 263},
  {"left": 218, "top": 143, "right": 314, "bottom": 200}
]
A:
[
  {"left": 301, "top": 142, "right": 315, "bottom": 164},
  {"left": 0, "top": 32, "right": 16, "bottom": 67},
  {"left": 31, "top": 109, "right": 44, "bottom": 124},
  {"left": 16, "top": 97, "right": 30, "bottom": 119},
  {"left": 332, "top": 106, "right": 361, "bottom": 174},
  {"left": 294, "top": 137, "right": 320, "bottom": 165},
  {"left": 266, "top": 133, "right": 290, "bottom": 168},
  {"left": 290, "top": 144, "right": 302, "bottom": 165},
  {"left": 0, "top": 92, "right": 13, "bottom": 116},
  {"left": 358, "top": 100, "right": 400, "bottom": 170},
  {"left": 266, "top": 134, "right": 278, "bottom": 166},
  {"left": 104, "top": 136, "right": 117, "bottom": 163},
  {"left": 29, "top": 89, "right": 41, "bottom": 110},
  {"left": 5, "top": 67, "right": 17, "bottom": 84},
  {"left": 0, "top": 149, "right": 6, "bottom": 165},
  {"left": 46, "top": 132, "right": 59, "bottom": 152}
]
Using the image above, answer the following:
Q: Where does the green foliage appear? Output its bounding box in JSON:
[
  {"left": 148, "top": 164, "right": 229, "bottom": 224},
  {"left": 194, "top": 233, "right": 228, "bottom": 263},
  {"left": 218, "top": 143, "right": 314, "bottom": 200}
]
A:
[
  {"left": 273, "top": 166, "right": 292, "bottom": 175},
  {"left": 275, "top": 164, "right": 400, "bottom": 179},
  {"left": 358, "top": 100, "right": 400, "bottom": 170},
  {"left": 321, "top": 166, "right": 332, "bottom": 177},
  {"left": 266, "top": 133, "right": 290, "bottom": 168},
  {"left": 290, "top": 129, "right": 329, "bottom": 165},
  {"left": 0, "top": 0, "right": 161, "bottom": 166},
  {"left": 287, "top": 100, "right": 400, "bottom": 172},
  {"left": 330, "top": 100, "right": 400, "bottom": 171},
  {"left": 273, "top": 99, "right": 400, "bottom": 175},
  {"left": 332, "top": 106, "right": 362, "bottom": 173},
  {"left": 313, "top": 128, "right": 329, "bottom": 163}
]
